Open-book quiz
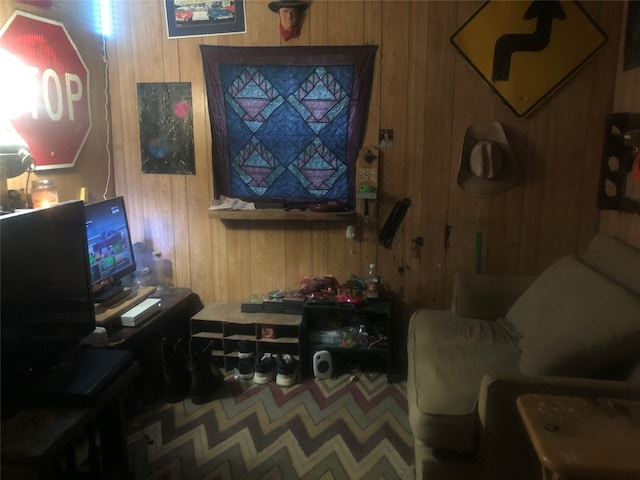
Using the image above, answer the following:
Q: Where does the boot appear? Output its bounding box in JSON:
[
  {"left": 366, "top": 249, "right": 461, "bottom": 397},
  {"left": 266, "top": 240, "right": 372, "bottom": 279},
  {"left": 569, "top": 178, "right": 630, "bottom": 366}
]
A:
[
  {"left": 190, "top": 338, "right": 224, "bottom": 405},
  {"left": 161, "top": 337, "right": 191, "bottom": 403}
]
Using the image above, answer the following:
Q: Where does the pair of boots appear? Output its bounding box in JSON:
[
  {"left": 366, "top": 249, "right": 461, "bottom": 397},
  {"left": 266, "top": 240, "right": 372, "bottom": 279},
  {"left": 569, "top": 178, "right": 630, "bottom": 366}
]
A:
[{"left": 161, "top": 337, "right": 224, "bottom": 405}]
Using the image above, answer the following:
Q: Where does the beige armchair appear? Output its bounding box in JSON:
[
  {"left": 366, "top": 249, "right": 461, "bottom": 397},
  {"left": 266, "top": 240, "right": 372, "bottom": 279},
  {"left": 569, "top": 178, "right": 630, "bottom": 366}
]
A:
[{"left": 407, "top": 234, "right": 640, "bottom": 479}]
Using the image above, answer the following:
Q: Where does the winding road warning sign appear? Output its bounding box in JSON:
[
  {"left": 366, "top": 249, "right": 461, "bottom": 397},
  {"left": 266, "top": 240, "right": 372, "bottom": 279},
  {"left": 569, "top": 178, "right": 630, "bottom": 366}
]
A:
[{"left": 451, "top": 0, "right": 607, "bottom": 118}]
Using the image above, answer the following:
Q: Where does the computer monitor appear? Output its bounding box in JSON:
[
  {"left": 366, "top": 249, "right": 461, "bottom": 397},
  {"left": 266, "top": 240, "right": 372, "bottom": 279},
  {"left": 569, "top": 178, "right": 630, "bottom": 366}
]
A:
[
  {"left": 1, "top": 200, "right": 96, "bottom": 410},
  {"left": 84, "top": 196, "right": 136, "bottom": 303}
]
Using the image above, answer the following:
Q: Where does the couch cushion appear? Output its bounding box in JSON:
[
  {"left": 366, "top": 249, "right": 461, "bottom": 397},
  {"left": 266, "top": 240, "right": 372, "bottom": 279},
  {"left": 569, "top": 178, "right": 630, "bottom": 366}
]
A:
[
  {"left": 506, "top": 255, "right": 640, "bottom": 376},
  {"left": 582, "top": 233, "right": 640, "bottom": 296},
  {"left": 407, "top": 309, "right": 520, "bottom": 451}
]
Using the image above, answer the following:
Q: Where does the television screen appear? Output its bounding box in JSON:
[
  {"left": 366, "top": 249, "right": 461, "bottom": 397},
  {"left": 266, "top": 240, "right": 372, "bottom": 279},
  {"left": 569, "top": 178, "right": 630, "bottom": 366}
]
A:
[
  {"left": 1, "top": 200, "right": 96, "bottom": 389},
  {"left": 84, "top": 196, "right": 136, "bottom": 301}
]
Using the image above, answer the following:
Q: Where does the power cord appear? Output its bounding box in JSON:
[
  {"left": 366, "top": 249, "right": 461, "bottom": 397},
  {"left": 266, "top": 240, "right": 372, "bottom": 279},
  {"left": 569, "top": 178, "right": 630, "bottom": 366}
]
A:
[{"left": 101, "top": 34, "right": 112, "bottom": 201}]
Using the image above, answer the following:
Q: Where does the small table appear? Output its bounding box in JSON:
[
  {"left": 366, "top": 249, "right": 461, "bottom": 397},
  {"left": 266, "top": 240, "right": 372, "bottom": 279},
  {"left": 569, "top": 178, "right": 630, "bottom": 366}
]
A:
[{"left": 516, "top": 393, "right": 640, "bottom": 480}]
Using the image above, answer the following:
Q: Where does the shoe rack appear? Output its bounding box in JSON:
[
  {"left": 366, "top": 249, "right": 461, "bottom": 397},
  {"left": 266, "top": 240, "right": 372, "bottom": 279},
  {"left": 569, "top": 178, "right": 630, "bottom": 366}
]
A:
[
  {"left": 303, "top": 297, "right": 394, "bottom": 381},
  {"left": 190, "top": 302, "right": 302, "bottom": 373}
]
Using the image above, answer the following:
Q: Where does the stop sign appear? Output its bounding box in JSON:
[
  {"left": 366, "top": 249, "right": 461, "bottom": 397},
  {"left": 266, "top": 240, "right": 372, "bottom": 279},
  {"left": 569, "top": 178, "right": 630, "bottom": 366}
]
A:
[{"left": 0, "top": 11, "right": 91, "bottom": 169}]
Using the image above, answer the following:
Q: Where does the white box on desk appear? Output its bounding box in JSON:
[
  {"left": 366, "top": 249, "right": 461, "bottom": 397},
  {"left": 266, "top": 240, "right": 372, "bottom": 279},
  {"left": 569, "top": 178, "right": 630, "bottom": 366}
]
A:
[{"left": 119, "top": 298, "right": 161, "bottom": 327}]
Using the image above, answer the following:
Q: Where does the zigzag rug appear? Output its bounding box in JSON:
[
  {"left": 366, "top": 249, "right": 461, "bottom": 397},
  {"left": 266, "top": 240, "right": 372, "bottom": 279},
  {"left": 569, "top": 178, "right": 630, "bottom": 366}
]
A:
[{"left": 126, "top": 373, "right": 414, "bottom": 480}]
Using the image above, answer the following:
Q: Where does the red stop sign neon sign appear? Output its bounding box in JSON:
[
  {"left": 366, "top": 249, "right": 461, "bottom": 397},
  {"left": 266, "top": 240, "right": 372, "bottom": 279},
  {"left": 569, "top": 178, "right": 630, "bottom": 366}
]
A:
[{"left": 0, "top": 11, "right": 91, "bottom": 169}]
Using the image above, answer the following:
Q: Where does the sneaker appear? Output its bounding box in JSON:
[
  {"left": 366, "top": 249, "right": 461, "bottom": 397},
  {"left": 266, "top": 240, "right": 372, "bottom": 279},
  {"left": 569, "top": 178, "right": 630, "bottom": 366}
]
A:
[
  {"left": 236, "top": 341, "right": 255, "bottom": 380},
  {"left": 253, "top": 353, "right": 276, "bottom": 384},
  {"left": 276, "top": 354, "right": 298, "bottom": 387}
]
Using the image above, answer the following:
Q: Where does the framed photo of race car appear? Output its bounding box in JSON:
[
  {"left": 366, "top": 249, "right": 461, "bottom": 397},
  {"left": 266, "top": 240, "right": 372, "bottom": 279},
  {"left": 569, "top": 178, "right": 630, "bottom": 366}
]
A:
[{"left": 165, "top": 0, "right": 246, "bottom": 39}]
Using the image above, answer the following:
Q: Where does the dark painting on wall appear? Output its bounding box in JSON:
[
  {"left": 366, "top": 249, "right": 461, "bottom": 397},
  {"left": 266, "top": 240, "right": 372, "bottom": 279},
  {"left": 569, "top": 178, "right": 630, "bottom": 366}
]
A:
[
  {"left": 200, "top": 45, "right": 377, "bottom": 208},
  {"left": 137, "top": 82, "right": 195, "bottom": 175},
  {"left": 624, "top": 1, "right": 640, "bottom": 71}
]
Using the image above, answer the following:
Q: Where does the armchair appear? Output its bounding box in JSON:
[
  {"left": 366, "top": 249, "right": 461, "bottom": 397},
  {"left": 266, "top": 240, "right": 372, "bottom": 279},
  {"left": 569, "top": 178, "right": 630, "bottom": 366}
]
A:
[{"left": 407, "top": 234, "right": 640, "bottom": 479}]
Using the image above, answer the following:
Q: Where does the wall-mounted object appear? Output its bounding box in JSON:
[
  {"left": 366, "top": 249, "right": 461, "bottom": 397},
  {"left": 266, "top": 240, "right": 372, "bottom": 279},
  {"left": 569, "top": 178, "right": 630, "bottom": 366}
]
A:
[
  {"left": 379, "top": 198, "right": 410, "bottom": 249},
  {"left": 200, "top": 45, "right": 377, "bottom": 210},
  {"left": 356, "top": 146, "right": 378, "bottom": 216},
  {"left": 597, "top": 113, "right": 640, "bottom": 215},
  {"left": 457, "top": 121, "right": 519, "bottom": 197},
  {"left": 164, "top": 0, "right": 246, "bottom": 39},
  {"left": 268, "top": 0, "right": 308, "bottom": 41},
  {"left": 136, "top": 82, "right": 195, "bottom": 175},
  {"left": 450, "top": 1, "right": 607, "bottom": 117},
  {"left": 0, "top": 11, "right": 91, "bottom": 169}
]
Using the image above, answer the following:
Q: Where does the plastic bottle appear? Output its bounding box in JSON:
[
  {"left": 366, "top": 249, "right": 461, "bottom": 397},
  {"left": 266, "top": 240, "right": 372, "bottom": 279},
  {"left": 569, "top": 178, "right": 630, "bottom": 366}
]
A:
[
  {"left": 152, "top": 251, "right": 166, "bottom": 289},
  {"left": 366, "top": 263, "right": 379, "bottom": 299},
  {"left": 133, "top": 242, "right": 151, "bottom": 270}
]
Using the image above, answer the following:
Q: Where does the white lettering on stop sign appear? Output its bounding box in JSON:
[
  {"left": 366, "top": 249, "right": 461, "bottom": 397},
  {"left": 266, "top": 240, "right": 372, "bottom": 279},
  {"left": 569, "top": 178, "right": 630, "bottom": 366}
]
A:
[{"left": 33, "top": 68, "right": 83, "bottom": 122}]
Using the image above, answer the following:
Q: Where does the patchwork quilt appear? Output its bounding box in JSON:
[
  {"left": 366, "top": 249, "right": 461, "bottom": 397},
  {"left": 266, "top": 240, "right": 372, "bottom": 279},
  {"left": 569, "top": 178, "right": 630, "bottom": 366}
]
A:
[{"left": 200, "top": 45, "right": 376, "bottom": 207}]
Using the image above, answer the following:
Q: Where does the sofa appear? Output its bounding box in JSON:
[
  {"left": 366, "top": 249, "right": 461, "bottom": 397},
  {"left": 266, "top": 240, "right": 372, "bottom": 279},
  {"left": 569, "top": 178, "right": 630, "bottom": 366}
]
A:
[{"left": 407, "top": 233, "right": 640, "bottom": 479}]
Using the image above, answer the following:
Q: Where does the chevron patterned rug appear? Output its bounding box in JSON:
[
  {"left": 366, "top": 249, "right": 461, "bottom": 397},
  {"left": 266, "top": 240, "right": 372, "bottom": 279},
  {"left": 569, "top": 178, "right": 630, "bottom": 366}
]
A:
[{"left": 126, "top": 373, "right": 414, "bottom": 480}]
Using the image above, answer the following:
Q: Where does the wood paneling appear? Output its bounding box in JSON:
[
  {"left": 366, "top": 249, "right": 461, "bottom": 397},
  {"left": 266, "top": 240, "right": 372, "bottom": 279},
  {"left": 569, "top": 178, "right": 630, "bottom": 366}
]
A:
[{"left": 3, "top": 1, "right": 638, "bottom": 367}]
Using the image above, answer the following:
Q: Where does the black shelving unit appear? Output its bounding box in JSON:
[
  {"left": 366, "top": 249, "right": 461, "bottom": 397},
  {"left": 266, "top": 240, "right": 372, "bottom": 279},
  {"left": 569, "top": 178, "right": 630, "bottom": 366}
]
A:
[{"left": 302, "top": 298, "right": 393, "bottom": 381}]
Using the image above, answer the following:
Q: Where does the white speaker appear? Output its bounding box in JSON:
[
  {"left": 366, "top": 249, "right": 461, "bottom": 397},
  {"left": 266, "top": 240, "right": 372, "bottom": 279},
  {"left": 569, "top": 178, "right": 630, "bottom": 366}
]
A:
[{"left": 313, "top": 350, "right": 332, "bottom": 379}]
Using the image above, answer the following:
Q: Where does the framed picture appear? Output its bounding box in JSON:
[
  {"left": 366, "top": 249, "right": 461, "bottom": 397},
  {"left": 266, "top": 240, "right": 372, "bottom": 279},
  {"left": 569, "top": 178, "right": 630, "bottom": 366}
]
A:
[
  {"left": 137, "top": 82, "right": 195, "bottom": 175},
  {"left": 164, "top": 0, "right": 246, "bottom": 39}
]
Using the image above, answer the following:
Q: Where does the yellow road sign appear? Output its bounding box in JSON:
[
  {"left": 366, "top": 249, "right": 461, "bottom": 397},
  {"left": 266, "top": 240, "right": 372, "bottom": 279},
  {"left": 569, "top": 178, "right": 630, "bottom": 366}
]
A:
[{"left": 451, "top": 0, "right": 607, "bottom": 117}]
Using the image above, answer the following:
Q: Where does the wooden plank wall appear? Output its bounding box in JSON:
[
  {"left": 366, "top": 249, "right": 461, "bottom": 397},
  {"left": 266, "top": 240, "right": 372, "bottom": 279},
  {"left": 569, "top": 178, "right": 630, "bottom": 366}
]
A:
[{"left": 3, "top": 1, "right": 638, "bottom": 371}]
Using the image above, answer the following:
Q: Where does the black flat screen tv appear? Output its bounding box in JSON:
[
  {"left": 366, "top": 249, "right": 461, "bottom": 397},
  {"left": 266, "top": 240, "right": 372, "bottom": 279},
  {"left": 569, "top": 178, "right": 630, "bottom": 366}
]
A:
[
  {"left": 1, "top": 201, "right": 96, "bottom": 408},
  {"left": 84, "top": 196, "right": 136, "bottom": 302}
]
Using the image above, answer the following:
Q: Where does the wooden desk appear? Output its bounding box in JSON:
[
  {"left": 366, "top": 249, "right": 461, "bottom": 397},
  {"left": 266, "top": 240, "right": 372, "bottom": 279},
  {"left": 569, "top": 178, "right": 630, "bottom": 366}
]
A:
[
  {"left": 1, "top": 362, "right": 139, "bottom": 480},
  {"left": 96, "top": 287, "right": 203, "bottom": 347},
  {"left": 517, "top": 393, "right": 640, "bottom": 480},
  {"left": 98, "top": 287, "right": 204, "bottom": 409}
]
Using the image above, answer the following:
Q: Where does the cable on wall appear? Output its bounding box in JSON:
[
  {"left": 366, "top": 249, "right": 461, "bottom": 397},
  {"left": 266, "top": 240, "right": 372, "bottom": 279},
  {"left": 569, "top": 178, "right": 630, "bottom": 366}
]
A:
[{"left": 101, "top": 34, "right": 112, "bottom": 201}]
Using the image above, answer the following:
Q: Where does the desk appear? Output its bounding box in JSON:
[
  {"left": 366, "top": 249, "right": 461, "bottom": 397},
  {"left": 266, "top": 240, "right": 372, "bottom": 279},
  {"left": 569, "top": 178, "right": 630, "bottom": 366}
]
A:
[
  {"left": 96, "top": 287, "right": 203, "bottom": 347},
  {"left": 517, "top": 393, "right": 640, "bottom": 480},
  {"left": 1, "top": 362, "right": 139, "bottom": 480},
  {"left": 98, "top": 287, "right": 204, "bottom": 408}
]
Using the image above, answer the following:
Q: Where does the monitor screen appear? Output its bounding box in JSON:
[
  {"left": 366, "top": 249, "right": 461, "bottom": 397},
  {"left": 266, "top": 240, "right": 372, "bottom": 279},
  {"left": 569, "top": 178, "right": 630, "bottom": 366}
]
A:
[
  {"left": 1, "top": 200, "right": 96, "bottom": 388},
  {"left": 84, "top": 196, "right": 136, "bottom": 291}
]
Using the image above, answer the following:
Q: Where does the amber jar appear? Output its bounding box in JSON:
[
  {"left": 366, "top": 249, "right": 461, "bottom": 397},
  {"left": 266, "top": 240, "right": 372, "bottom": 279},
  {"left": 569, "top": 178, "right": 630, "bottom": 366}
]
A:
[{"left": 31, "top": 179, "right": 59, "bottom": 208}]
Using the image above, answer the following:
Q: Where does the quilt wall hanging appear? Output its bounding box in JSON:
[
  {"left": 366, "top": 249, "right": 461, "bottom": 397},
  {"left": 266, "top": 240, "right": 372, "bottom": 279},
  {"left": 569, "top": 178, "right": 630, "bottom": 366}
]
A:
[{"left": 200, "top": 45, "right": 377, "bottom": 208}]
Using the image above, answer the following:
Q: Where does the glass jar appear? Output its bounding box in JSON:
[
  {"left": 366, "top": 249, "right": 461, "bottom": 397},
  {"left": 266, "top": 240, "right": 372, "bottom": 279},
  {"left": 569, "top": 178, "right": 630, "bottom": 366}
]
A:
[
  {"left": 31, "top": 179, "right": 58, "bottom": 208},
  {"left": 135, "top": 266, "right": 154, "bottom": 287}
]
